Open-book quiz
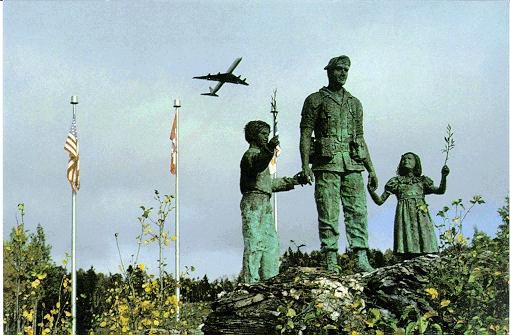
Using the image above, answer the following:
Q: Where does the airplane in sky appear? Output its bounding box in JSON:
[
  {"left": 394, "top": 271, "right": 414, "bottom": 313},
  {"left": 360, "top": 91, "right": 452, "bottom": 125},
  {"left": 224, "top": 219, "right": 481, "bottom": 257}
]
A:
[{"left": 193, "top": 57, "right": 248, "bottom": 96}]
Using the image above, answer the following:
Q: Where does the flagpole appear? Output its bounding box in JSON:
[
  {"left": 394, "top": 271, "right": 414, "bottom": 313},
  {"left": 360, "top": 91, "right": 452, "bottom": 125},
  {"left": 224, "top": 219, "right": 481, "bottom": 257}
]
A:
[
  {"left": 71, "top": 191, "right": 76, "bottom": 335},
  {"left": 270, "top": 90, "right": 278, "bottom": 232},
  {"left": 173, "top": 98, "right": 181, "bottom": 320},
  {"left": 70, "top": 95, "right": 78, "bottom": 335}
]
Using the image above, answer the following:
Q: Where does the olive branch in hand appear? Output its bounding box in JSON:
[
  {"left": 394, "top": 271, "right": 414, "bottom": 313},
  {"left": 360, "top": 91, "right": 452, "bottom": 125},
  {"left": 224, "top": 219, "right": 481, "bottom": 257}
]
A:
[
  {"left": 442, "top": 124, "right": 455, "bottom": 165},
  {"left": 271, "top": 89, "right": 277, "bottom": 113}
]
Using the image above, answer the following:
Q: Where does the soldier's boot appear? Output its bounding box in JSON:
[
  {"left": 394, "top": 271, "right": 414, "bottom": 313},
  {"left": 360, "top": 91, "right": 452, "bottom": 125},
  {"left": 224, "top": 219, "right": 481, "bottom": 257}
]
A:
[
  {"left": 355, "top": 249, "right": 375, "bottom": 273},
  {"left": 323, "top": 251, "right": 340, "bottom": 274}
]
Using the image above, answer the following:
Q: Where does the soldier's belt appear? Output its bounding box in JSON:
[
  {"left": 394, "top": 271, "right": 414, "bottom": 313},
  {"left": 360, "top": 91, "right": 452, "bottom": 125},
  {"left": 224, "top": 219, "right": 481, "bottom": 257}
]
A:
[{"left": 314, "top": 137, "right": 350, "bottom": 158}]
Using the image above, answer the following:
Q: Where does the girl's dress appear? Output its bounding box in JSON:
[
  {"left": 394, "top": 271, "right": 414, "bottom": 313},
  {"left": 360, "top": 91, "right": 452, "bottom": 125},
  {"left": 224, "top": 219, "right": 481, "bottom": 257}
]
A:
[{"left": 385, "top": 175, "right": 439, "bottom": 254}]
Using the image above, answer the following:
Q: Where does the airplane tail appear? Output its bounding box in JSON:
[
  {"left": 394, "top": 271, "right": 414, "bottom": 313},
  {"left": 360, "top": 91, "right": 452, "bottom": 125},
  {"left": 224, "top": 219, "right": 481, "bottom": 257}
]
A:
[{"left": 201, "top": 87, "right": 219, "bottom": 97}]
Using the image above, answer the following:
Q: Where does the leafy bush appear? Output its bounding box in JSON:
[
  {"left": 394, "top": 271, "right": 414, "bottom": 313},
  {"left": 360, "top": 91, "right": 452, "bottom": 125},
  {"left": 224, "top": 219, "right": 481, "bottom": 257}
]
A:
[
  {"left": 3, "top": 204, "right": 72, "bottom": 335},
  {"left": 425, "top": 196, "right": 509, "bottom": 334},
  {"left": 89, "top": 265, "right": 179, "bottom": 333}
]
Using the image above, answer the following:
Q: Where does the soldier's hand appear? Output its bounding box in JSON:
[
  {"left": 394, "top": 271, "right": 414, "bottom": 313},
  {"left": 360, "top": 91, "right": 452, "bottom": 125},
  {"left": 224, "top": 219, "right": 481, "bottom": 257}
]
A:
[
  {"left": 368, "top": 172, "right": 378, "bottom": 190},
  {"left": 293, "top": 172, "right": 309, "bottom": 186},
  {"left": 268, "top": 135, "right": 280, "bottom": 151},
  {"left": 367, "top": 181, "right": 377, "bottom": 192},
  {"left": 441, "top": 165, "right": 450, "bottom": 177},
  {"left": 302, "top": 166, "right": 314, "bottom": 184}
]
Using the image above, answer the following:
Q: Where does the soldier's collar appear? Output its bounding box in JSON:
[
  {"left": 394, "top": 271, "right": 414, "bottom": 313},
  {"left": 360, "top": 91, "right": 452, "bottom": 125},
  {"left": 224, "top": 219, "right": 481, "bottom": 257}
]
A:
[{"left": 320, "top": 87, "right": 352, "bottom": 105}]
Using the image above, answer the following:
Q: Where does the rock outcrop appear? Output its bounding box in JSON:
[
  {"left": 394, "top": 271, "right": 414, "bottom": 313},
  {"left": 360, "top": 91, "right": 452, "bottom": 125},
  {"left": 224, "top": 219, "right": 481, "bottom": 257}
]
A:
[{"left": 203, "top": 254, "right": 440, "bottom": 334}]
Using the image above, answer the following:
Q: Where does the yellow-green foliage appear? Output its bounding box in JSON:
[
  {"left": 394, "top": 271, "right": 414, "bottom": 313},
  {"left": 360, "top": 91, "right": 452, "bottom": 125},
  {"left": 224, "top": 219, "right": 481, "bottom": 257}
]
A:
[
  {"left": 425, "top": 196, "right": 509, "bottom": 334},
  {"left": 4, "top": 204, "right": 72, "bottom": 335},
  {"left": 4, "top": 197, "right": 222, "bottom": 334},
  {"left": 90, "top": 265, "right": 180, "bottom": 333}
]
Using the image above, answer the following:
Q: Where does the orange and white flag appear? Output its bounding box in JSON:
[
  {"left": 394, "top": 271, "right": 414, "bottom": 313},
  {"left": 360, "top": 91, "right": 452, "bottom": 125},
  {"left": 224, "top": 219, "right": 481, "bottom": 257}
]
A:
[
  {"left": 268, "top": 145, "right": 281, "bottom": 175},
  {"left": 170, "top": 113, "right": 177, "bottom": 175}
]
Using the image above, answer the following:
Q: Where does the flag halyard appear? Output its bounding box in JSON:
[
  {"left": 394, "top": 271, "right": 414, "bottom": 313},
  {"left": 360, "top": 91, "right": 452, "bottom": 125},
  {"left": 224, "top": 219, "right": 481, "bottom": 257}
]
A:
[{"left": 65, "top": 116, "right": 80, "bottom": 192}]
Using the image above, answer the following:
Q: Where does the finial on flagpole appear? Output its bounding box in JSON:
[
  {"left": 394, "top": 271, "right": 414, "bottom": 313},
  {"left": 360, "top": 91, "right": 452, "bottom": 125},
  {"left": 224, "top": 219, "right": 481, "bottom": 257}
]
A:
[
  {"left": 174, "top": 98, "right": 181, "bottom": 108},
  {"left": 70, "top": 96, "right": 79, "bottom": 105}
]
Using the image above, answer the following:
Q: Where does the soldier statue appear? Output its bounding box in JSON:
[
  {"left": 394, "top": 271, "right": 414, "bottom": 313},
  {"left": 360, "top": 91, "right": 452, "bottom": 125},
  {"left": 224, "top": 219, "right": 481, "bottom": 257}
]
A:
[{"left": 299, "top": 55, "right": 378, "bottom": 273}]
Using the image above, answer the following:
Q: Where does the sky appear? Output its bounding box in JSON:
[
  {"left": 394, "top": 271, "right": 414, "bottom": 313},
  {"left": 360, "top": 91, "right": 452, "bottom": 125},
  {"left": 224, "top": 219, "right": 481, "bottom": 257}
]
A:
[{"left": 3, "top": 1, "right": 509, "bottom": 280}]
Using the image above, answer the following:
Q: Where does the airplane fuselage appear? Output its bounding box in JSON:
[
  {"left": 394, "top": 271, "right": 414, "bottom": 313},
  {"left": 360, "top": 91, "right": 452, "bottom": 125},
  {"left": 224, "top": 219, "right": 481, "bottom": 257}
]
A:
[{"left": 193, "top": 73, "right": 248, "bottom": 85}]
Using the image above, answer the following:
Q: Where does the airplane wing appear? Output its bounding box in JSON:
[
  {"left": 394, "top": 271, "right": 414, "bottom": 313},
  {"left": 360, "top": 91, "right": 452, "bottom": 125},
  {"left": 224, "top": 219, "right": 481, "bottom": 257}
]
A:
[
  {"left": 193, "top": 74, "right": 213, "bottom": 80},
  {"left": 193, "top": 58, "right": 243, "bottom": 81},
  {"left": 201, "top": 81, "right": 224, "bottom": 97},
  {"left": 225, "top": 57, "right": 242, "bottom": 73},
  {"left": 194, "top": 73, "right": 229, "bottom": 82}
]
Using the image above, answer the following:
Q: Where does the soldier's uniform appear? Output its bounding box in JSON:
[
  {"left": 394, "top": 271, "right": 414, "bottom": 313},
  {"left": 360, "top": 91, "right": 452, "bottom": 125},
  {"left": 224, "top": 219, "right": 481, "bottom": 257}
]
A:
[
  {"left": 240, "top": 146, "right": 296, "bottom": 283},
  {"left": 300, "top": 86, "right": 373, "bottom": 259}
]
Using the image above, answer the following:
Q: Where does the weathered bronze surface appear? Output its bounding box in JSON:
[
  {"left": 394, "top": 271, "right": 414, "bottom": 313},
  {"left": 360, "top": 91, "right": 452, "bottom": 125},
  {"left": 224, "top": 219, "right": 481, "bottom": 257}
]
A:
[
  {"left": 299, "top": 56, "right": 377, "bottom": 272},
  {"left": 240, "top": 120, "right": 306, "bottom": 283},
  {"left": 368, "top": 152, "right": 449, "bottom": 256}
]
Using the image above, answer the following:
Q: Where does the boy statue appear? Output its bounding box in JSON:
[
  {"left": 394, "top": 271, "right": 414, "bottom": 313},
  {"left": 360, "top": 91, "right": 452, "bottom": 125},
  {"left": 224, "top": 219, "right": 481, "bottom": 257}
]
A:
[{"left": 240, "top": 120, "right": 306, "bottom": 283}]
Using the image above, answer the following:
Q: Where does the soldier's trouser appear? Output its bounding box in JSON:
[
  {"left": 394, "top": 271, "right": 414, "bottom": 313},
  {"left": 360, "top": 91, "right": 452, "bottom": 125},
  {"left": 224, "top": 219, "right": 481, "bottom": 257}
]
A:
[
  {"left": 240, "top": 193, "right": 279, "bottom": 283},
  {"left": 314, "top": 171, "right": 369, "bottom": 252}
]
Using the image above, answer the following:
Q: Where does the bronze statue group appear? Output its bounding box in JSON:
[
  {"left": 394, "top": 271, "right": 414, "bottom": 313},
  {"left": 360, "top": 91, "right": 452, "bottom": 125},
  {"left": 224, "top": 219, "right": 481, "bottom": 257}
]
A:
[{"left": 240, "top": 56, "right": 449, "bottom": 284}]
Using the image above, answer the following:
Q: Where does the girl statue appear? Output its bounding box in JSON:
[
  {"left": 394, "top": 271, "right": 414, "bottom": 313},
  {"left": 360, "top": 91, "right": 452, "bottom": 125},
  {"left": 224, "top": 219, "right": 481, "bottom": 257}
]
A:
[{"left": 368, "top": 152, "right": 449, "bottom": 257}]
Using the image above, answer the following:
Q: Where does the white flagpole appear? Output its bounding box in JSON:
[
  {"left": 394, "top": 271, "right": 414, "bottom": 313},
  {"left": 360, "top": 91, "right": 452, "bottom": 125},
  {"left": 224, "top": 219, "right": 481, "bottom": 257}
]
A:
[
  {"left": 71, "top": 191, "right": 76, "bottom": 334},
  {"left": 173, "top": 98, "right": 181, "bottom": 320},
  {"left": 70, "top": 95, "right": 78, "bottom": 335},
  {"left": 273, "top": 168, "right": 278, "bottom": 233}
]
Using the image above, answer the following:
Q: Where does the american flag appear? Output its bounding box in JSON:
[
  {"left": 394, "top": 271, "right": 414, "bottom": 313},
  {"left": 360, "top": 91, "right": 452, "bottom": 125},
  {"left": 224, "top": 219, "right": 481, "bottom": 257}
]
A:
[
  {"left": 170, "top": 112, "right": 177, "bottom": 175},
  {"left": 64, "top": 115, "right": 80, "bottom": 192}
]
